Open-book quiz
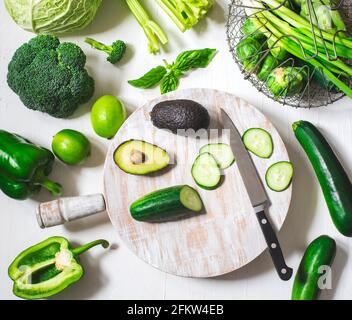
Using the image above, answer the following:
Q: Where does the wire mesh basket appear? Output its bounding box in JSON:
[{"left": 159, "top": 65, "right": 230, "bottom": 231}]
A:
[{"left": 226, "top": 0, "right": 352, "bottom": 108}]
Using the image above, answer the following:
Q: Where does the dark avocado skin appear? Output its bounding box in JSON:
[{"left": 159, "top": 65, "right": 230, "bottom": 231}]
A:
[{"left": 150, "top": 100, "right": 210, "bottom": 134}]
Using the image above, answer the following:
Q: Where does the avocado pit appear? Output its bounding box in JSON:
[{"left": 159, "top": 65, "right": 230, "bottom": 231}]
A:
[
  {"left": 114, "top": 140, "right": 170, "bottom": 175},
  {"left": 130, "top": 150, "right": 147, "bottom": 165}
]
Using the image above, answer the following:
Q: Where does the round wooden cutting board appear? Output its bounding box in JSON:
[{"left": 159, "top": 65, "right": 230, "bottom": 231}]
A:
[{"left": 103, "top": 88, "right": 292, "bottom": 278}]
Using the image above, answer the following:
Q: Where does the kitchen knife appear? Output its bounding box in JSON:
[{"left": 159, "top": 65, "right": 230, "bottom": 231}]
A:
[{"left": 221, "top": 108, "right": 293, "bottom": 281}]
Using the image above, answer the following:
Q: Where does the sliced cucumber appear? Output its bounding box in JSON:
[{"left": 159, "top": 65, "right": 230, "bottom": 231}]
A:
[
  {"left": 192, "top": 153, "right": 221, "bottom": 190},
  {"left": 243, "top": 128, "right": 273, "bottom": 158},
  {"left": 266, "top": 161, "right": 293, "bottom": 192},
  {"left": 199, "top": 143, "right": 235, "bottom": 169},
  {"left": 180, "top": 186, "right": 203, "bottom": 212}
]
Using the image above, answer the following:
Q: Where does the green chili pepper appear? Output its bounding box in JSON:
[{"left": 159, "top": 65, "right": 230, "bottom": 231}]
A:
[
  {"left": 8, "top": 237, "right": 109, "bottom": 300},
  {"left": 0, "top": 130, "right": 62, "bottom": 200}
]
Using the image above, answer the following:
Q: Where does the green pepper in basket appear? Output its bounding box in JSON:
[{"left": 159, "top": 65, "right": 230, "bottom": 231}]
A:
[
  {"left": 0, "top": 130, "right": 62, "bottom": 200},
  {"left": 8, "top": 237, "right": 109, "bottom": 300}
]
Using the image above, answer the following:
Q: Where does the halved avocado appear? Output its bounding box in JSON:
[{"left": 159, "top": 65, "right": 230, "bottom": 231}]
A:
[{"left": 114, "top": 140, "right": 170, "bottom": 175}]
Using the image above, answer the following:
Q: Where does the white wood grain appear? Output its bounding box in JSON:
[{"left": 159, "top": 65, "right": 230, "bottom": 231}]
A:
[{"left": 103, "top": 89, "right": 292, "bottom": 277}]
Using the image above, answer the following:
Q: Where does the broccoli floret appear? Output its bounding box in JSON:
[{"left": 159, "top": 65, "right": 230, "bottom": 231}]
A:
[
  {"left": 7, "top": 35, "right": 94, "bottom": 118},
  {"left": 85, "top": 38, "right": 126, "bottom": 64}
]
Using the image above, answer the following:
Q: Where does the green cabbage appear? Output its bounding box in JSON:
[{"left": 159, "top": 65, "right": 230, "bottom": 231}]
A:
[{"left": 5, "top": 0, "right": 102, "bottom": 34}]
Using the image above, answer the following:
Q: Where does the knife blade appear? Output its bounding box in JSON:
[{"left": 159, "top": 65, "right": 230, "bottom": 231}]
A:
[
  {"left": 220, "top": 108, "right": 293, "bottom": 281},
  {"left": 220, "top": 109, "right": 268, "bottom": 210}
]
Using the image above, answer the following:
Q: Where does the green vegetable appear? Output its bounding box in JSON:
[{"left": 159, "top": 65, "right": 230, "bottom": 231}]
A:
[
  {"left": 292, "top": 235, "right": 336, "bottom": 300},
  {"left": 236, "top": 36, "right": 263, "bottom": 73},
  {"left": 257, "top": 54, "right": 279, "bottom": 81},
  {"left": 199, "top": 144, "right": 235, "bottom": 169},
  {"left": 241, "top": 18, "right": 266, "bottom": 40},
  {"left": 7, "top": 35, "right": 94, "bottom": 118},
  {"left": 4, "top": 0, "right": 102, "bottom": 34},
  {"left": 8, "top": 237, "right": 109, "bottom": 300},
  {"left": 267, "top": 38, "right": 289, "bottom": 61},
  {"left": 192, "top": 153, "right": 221, "bottom": 190},
  {"left": 300, "top": 0, "right": 346, "bottom": 32},
  {"left": 303, "top": 62, "right": 340, "bottom": 92},
  {"left": 128, "top": 48, "right": 216, "bottom": 94},
  {"left": 0, "top": 130, "right": 62, "bottom": 200},
  {"left": 114, "top": 140, "right": 170, "bottom": 175},
  {"left": 265, "top": 161, "right": 293, "bottom": 192},
  {"left": 266, "top": 67, "right": 308, "bottom": 97},
  {"left": 242, "top": 128, "right": 273, "bottom": 158},
  {"left": 125, "top": 0, "right": 168, "bottom": 54},
  {"left": 91, "top": 95, "right": 127, "bottom": 139},
  {"left": 130, "top": 185, "right": 203, "bottom": 221},
  {"left": 243, "top": 0, "right": 352, "bottom": 98},
  {"left": 293, "top": 120, "right": 352, "bottom": 236},
  {"left": 52, "top": 130, "right": 91, "bottom": 166},
  {"left": 154, "top": 0, "right": 214, "bottom": 32},
  {"left": 85, "top": 38, "right": 126, "bottom": 64}
]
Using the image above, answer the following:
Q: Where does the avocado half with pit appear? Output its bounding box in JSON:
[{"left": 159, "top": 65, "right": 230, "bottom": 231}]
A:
[{"left": 114, "top": 140, "right": 170, "bottom": 175}]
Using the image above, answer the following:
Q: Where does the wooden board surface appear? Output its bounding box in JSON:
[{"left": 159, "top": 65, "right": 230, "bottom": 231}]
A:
[{"left": 103, "top": 89, "right": 292, "bottom": 278}]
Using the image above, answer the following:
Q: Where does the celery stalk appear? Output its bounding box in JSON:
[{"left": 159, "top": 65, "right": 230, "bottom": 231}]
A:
[{"left": 125, "top": 0, "right": 168, "bottom": 54}]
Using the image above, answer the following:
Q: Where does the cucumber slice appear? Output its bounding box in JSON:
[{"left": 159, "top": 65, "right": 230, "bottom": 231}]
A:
[
  {"left": 199, "top": 143, "right": 235, "bottom": 169},
  {"left": 242, "top": 128, "right": 273, "bottom": 158},
  {"left": 192, "top": 153, "right": 221, "bottom": 190},
  {"left": 266, "top": 161, "right": 293, "bottom": 192},
  {"left": 180, "top": 186, "right": 203, "bottom": 212}
]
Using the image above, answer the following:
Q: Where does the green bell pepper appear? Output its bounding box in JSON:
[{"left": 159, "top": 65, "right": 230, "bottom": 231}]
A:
[
  {"left": 0, "top": 130, "right": 62, "bottom": 200},
  {"left": 8, "top": 237, "right": 109, "bottom": 300}
]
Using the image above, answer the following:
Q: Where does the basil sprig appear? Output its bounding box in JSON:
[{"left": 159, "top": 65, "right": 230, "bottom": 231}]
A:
[{"left": 128, "top": 48, "right": 217, "bottom": 94}]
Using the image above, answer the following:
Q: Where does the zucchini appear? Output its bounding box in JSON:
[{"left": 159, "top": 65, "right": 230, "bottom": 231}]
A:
[
  {"left": 130, "top": 185, "right": 203, "bottom": 222},
  {"left": 293, "top": 120, "right": 352, "bottom": 237},
  {"left": 192, "top": 153, "right": 221, "bottom": 190},
  {"left": 199, "top": 143, "right": 235, "bottom": 169},
  {"left": 242, "top": 128, "right": 273, "bottom": 158},
  {"left": 292, "top": 235, "right": 336, "bottom": 300},
  {"left": 265, "top": 161, "right": 293, "bottom": 192}
]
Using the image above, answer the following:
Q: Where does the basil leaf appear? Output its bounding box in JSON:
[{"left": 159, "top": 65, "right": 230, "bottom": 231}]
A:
[
  {"left": 174, "top": 48, "right": 217, "bottom": 72},
  {"left": 128, "top": 66, "right": 167, "bottom": 89},
  {"left": 160, "top": 73, "right": 179, "bottom": 94}
]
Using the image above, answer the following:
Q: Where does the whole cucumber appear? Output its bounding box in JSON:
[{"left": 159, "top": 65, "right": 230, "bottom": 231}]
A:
[
  {"left": 293, "top": 120, "right": 352, "bottom": 236},
  {"left": 130, "top": 185, "right": 203, "bottom": 222},
  {"left": 292, "top": 235, "right": 336, "bottom": 300}
]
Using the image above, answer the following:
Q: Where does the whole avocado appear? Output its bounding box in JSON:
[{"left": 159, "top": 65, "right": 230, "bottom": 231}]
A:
[
  {"left": 150, "top": 100, "right": 210, "bottom": 134},
  {"left": 7, "top": 35, "right": 94, "bottom": 118}
]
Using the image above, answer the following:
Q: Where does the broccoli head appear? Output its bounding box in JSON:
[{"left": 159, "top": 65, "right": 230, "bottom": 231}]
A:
[
  {"left": 85, "top": 38, "right": 126, "bottom": 64},
  {"left": 7, "top": 35, "right": 94, "bottom": 118}
]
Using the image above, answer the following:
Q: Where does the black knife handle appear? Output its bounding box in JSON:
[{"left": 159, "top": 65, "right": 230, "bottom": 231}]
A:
[{"left": 256, "top": 209, "right": 293, "bottom": 281}]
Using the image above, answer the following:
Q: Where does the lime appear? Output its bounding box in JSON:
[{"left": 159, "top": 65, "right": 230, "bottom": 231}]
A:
[
  {"left": 52, "top": 129, "right": 91, "bottom": 165},
  {"left": 91, "top": 95, "right": 126, "bottom": 139}
]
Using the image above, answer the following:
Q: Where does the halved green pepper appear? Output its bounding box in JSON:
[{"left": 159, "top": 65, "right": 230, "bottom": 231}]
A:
[
  {"left": 0, "top": 130, "right": 62, "bottom": 199},
  {"left": 8, "top": 237, "right": 109, "bottom": 300}
]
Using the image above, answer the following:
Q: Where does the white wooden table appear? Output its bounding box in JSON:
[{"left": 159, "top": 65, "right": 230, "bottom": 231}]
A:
[{"left": 1, "top": 0, "right": 351, "bottom": 300}]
